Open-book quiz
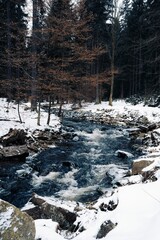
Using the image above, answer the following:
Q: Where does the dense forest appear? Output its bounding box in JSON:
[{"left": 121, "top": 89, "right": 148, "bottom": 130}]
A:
[{"left": 0, "top": 0, "right": 159, "bottom": 109}]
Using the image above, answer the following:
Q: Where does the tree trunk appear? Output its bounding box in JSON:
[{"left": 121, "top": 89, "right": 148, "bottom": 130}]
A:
[
  {"left": 95, "top": 82, "right": 100, "bottom": 104},
  {"left": 31, "top": 0, "right": 38, "bottom": 111},
  {"left": 37, "top": 99, "right": 41, "bottom": 126},
  {"left": 58, "top": 100, "right": 63, "bottom": 118},
  {"left": 95, "top": 60, "right": 101, "bottom": 104},
  {"left": 120, "top": 80, "right": 124, "bottom": 99},
  {"left": 159, "top": 67, "right": 160, "bottom": 92},
  {"left": 138, "top": 36, "right": 142, "bottom": 93},
  {"left": 78, "top": 99, "right": 82, "bottom": 108},
  {"left": 109, "top": 62, "right": 114, "bottom": 106},
  {"left": 47, "top": 95, "right": 52, "bottom": 125},
  {"left": 109, "top": 41, "right": 115, "bottom": 106},
  {"left": 7, "top": 0, "right": 12, "bottom": 99},
  {"left": 109, "top": 0, "right": 117, "bottom": 106},
  {"left": 18, "top": 100, "right": 23, "bottom": 123}
]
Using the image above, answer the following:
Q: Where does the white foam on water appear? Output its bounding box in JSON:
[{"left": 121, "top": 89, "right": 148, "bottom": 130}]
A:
[
  {"left": 71, "top": 148, "right": 102, "bottom": 162},
  {"left": 32, "top": 171, "right": 60, "bottom": 187},
  {"left": 106, "top": 164, "right": 129, "bottom": 184},
  {"left": 85, "top": 128, "right": 106, "bottom": 147},
  {"left": 86, "top": 148, "right": 103, "bottom": 161},
  {"left": 89, "top": 128, "right": 105, "bottom": 140},
  {"left": 56, "top": 185, "right": 99, "bottom": 201},
  {"left": 76, "top": 128, "right": 106, "bottom": 142},
  {"left": 57, "top": 168, "right": 78, "bottom": 187},
  {"left": 55, "top": 164, "right": 128, "bottom": 201},
  {"left": 90, "top": 164, "right": 129, "bottom": 186},
  {"left": 55, "top": 165, "right": 126, "bottom": 201},
  {"left": 90, "top": 164, "right": 110, "bottom": 182}
]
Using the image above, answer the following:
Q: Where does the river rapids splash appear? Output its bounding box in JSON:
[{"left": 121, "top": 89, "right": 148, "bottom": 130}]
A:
[{"left": 0, "top": 119, "right": 137, "bottom": 207}]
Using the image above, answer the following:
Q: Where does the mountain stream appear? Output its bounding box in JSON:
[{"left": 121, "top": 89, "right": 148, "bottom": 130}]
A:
[{"left": 0, "top": 119, "right": 137, "bottom": 207}]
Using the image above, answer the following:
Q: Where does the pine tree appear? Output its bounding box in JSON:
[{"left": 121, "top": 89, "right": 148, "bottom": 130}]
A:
[
  {"left": 44, "top": 0, "right": 75, "bottom": 102},
  {"left": 118, "top": 0, "right": 147, "bottom": 98},
  {"left": 112, "top": 0, "right": 132, "bottom": 99},
  {"left": 84, "top": 0, "right": 112, "bottom": 103},
  {"left": 143, "top": 0, "right": 160, "bottom": 97},
  {"left": 29, "top": 0, "right": 46, "bottom": 111},
  {"left": 44, "top": 0, "right": 109, "bottom": 107},
  {"left": 0, "top": 0, "right": 28, "bottom": 99},
  {"left": 108, "top": 0, "right": 121, "bottom": 106},
  {"left": 0, "top": 1, "right": 7, "bottom": 91}
]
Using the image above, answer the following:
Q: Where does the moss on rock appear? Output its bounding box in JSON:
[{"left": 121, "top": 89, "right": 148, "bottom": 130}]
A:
[{"left": 0, "top": 199, "right": 35, "bottom": 240}]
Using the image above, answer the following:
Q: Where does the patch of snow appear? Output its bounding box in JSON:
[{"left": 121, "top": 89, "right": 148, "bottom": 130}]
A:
[
  {"left": 155, "top": 169, "right": 160, "bottom": 179},
  {"left": 115, "top": 150, "right": 134, "bottom": 158},
  {"left": 35, "top": 219, "right": 63, "bottom": 240},
  {"left": 13, "top": 226, "right": 18, "bottom": 232},
  {"left": 127, "top": 174, "right": 143, "bottom": 184},
  {"left": 0, "top": 98, "right": 60, "bottom": 138},
  {"left": 21, "top": 202, "right": 35, "bottom": 211},
  {"left": 0, "top": 206, "right": 14, "bottom": 232},
  {"left": 154, "top": 128, "right": 160, "bottom": 134},
  {"left": 142, "top": 157, "right": 160, "bottom": 172}
]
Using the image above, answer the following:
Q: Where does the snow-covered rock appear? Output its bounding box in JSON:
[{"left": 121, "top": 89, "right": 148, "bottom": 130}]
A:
[
  {"left": 115, "top": 150, "right": 134, "bottom": 159},
  {"left": 96, "top": 220, "right": 117, "bottom": 239},
  {"left": 0, "top": 199, "right": 35, "bottom": 240},
  {"left": 24, "top": 193, "right": 77, "bottom": 230}
]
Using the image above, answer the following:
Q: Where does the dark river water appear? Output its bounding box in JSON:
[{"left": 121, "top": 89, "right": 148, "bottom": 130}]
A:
[{"left": 0, "top": 119, "right": 136, "bottom": 208}]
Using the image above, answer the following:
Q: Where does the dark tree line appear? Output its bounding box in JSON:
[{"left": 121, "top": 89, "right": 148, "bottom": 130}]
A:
[
  {"left": 0, "top": 0, "right": 160, "bottom": 115},
  {"left": 117, "top": 0, "right": 160, "bottom": 100},
  {"left": 0, "top": 0, "right": 27, "bottom": 99}
]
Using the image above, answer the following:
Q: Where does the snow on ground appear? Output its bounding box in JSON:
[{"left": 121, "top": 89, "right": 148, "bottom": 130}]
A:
[
  {"left": 79, "top": 100, "right": 160, "bottom": 123},
  {"left": 31, "top": 180, "right": 160, "bottom": 240},
  {"left": 1, "top": 98, "right": 160, "bottom": 240},
  {"left": 1, "top": 98, "right": 160, "bottom": 137},
  {"left": 33, "top": 100, "right": 160, "bottom": 240},
  {"left": 35, "top": 219, "right": 64, "bottom": 240},
  {"left": 0, "top": 98, "right": 60, "bottom": 138},
  {"left": 101, "top": 180, "right": 160, "bottom": 240}
]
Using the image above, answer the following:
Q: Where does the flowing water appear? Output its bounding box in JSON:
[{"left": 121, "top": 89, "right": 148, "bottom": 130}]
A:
[{"left": 0, "top": 119, "right": 136, "bottom": 208}]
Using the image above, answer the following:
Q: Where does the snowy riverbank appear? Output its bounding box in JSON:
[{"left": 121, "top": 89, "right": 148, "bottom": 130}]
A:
[
  {"left": 0, "top": 98, "right": 160, "bottom": 240},
  {"left": 0, "top": 98, "right": 61, "bottom": 138},
  {"left": 0, "top": 98, "right": 160, "bottom": 136}
]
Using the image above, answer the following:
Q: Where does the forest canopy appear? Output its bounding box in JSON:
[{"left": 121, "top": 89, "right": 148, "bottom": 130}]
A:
[{"left": 0, "top": 0, "right": 159, "bottom": 108}]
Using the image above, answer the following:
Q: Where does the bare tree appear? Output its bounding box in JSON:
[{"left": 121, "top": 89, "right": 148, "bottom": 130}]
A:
[{"left": 109, "top": 0, "right": 120, "bottom": 106}]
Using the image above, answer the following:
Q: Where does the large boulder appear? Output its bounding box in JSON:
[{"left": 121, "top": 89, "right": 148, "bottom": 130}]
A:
[
  {"left": 0, "top": 199, "right": 35, "bottom": 240},
  {"left": 132, "top": 159, "right": 154, "bottom": 175},
  {"left": 0, "top": 128, "right": 27, "bottom": 147},
  {"left": 24, "top": 193, "right": 77, "bottom": 230},
  {"left": 0, "top": 145, "right": 29, "bottom": 161}
]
